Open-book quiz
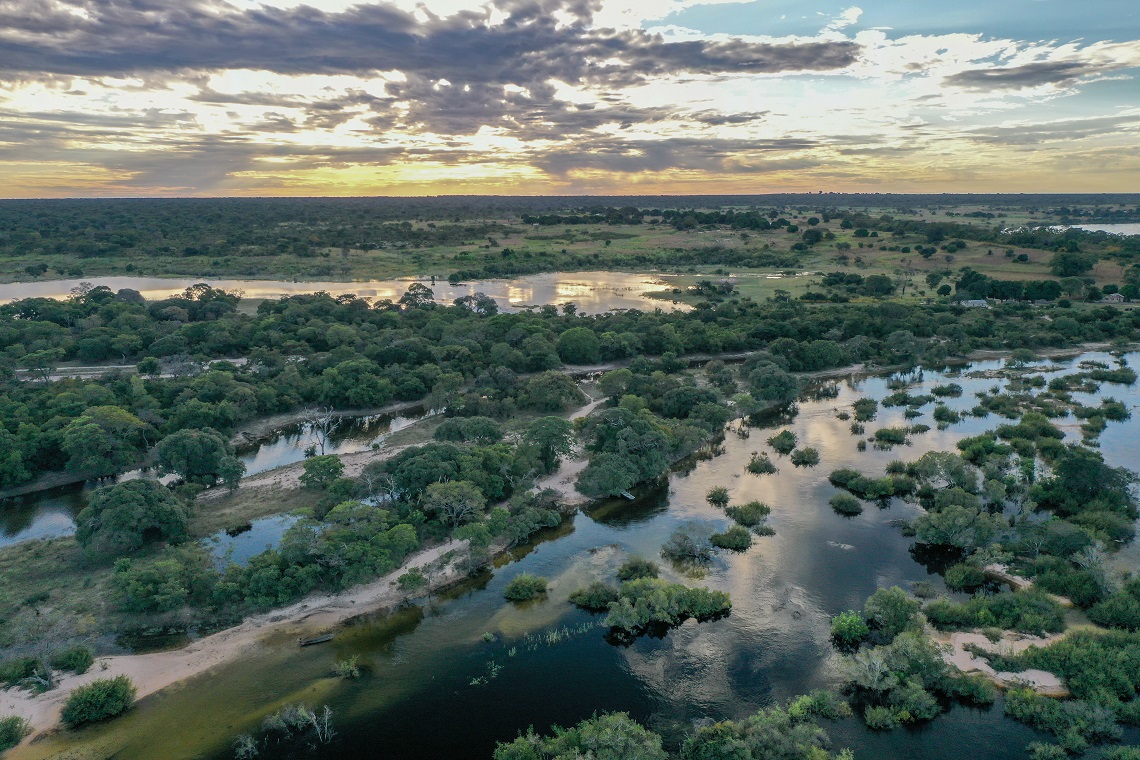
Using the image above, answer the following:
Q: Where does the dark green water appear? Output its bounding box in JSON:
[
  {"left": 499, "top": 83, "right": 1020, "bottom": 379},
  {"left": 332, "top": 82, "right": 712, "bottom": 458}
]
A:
[{"left": 18, "top": 352, "right": 1140, "bottom": 760}]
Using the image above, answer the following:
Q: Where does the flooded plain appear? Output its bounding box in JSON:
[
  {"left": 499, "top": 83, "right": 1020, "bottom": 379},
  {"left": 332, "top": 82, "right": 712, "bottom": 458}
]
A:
[{"left": 13, "top": 351, "right": 1140, "bottom": 760}]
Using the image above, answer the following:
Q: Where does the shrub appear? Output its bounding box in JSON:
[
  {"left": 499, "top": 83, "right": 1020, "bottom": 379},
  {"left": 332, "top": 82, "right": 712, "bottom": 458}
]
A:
[
  {"left": 0, "top": 657, "right": 43, "bottom": 688},
  {"left": 334, "top": 656, "right": 360, "bottom": 679},
  {"left": 873, "top": 428, "right": 909, "bottom": 446},
  {"left": 1027, "top": 743, "right": 1068, "bottom": 760},
  {"left": 1088, "top": 590, "right": 1140, "bottom": 631},
  {"left": 711, "top": 525, "right": 753, "bottom": 551},
  {"left": 616, "top": 557, "right": 659, "bottom": 582},
  {"left": 60, "top": 675, "right": 137, "bottom": 727},
  {"left": 746, "top": 453, "right": 777, "bottom": 475},
  {"left": 925, "top": 591, "right": 1065, "bottom": 635},
  {"left": 864, "top": 705, "right": 899, "bottom": 730},
  {"left": 725, "top": 501, "right": 771, "bottom": 527},
  {"left": 853, "top": 398, "right": 878, "bottom": 421},
  {"left": 767, "top": 430, "right": 797, "bottom": 454},
  {"left": 829, "top": 493, "right": 863, "bottom": 516},
  {"left": 569, "top": 582, "right": 620, "bottom": 611},
  {"left": 503, "top": 573, "right": 548, "bottom": 602},
  {"left": 830, "top": 611, "right": 869, "bottom": 646},
  {"left": 397, "top": 568, "right": 427, "bottom": 592},
  {"left": 50, "top": 646, "right": 95, "bottom": 675},
  {"left": 603, "top": 578, "right": 730, "bottom": 634},
  {"left": 661, "top": 522, "right": 717, "bottom": 562},
  {"left": 790, "top": 448, "right": 820, "bottom": 467},
  {"left": 944, "top": 563, "right": 987, "bottom": 591},
  {"left": 1004, "top": 688, "right": 1121, "bottom": 750},
  {"left": 0, "top": 716, "right": 31, "bottom": 752},
  {"left": 864, "top": 587, "right": 921, "bottom": 640},
  {"left": 946, "top": 674, "right": 998, "bottom": 705},
  {"left": 888, "top": 679, "right": 941, "bottom": 722},
  {"left": 705, "top": 486, "right": 730, "bottom": 508}
]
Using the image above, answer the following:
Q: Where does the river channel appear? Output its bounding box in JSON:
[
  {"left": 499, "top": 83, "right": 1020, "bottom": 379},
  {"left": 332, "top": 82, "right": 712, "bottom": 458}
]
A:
[{"left": 13, "top": 350, "right": 1140, "bottom": 760}]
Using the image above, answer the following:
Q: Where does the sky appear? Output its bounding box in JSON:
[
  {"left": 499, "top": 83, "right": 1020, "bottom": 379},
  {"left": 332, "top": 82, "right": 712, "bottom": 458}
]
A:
[{"left": 1, "top": 0, "right": 1138, "bottom": 197}]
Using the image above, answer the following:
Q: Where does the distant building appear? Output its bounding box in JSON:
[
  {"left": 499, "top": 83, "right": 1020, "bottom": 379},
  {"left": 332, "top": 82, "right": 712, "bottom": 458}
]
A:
[
  {"left": 961, "top": 299, "right": 990, "bottom": 308},
  {"left": 1103, "top": 293, "right": 1125, "bottom": 304}
]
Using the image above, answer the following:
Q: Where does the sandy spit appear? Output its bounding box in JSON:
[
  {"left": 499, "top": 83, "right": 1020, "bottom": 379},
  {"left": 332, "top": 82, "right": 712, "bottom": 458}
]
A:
[{"left": 1, "top": 539, "right": 468, "bottom": 746}]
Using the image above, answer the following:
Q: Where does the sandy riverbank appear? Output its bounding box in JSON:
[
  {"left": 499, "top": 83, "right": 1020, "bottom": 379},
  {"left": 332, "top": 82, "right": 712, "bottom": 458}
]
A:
[{"left": 1, "top": 538, "right": 469, "bottom": 746}]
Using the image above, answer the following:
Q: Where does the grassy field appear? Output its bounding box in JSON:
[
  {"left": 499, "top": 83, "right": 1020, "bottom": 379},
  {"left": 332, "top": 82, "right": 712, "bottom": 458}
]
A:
[{"left": 6, "top": 201, "right": 1129, "bottom": 288}]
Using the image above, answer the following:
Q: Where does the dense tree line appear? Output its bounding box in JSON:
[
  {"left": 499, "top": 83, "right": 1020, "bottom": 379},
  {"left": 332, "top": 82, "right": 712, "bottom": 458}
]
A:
[{"left": 2, "top": 283, "right": 1138, "bottom": 491}]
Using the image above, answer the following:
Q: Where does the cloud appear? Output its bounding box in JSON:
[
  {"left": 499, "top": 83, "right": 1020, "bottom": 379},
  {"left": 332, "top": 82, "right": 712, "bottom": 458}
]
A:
[
  {"left": 535, "top": 134, "right": 822, "bottom": 175},
  {"left": 964, "top": 115, "right": 1140, "bottom": 145},
  {"left": 944, "top": 60, "right": 1101, "bottom": 90},
  {"left": 0, "top": 0, "right": 859, "bottom": 85}
]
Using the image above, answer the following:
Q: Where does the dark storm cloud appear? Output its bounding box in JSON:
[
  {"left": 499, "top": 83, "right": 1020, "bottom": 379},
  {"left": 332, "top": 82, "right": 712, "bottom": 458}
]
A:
[
  {"left": 0, "top": 0, "right": 859, "bottom": 85},
  {"left": 944, "top": 60, "right": 1101, "bottom": 90}
]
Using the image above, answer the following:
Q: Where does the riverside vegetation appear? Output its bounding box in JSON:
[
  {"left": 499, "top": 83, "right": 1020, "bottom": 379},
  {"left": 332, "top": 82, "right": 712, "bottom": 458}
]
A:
[{"left": 1, "top": 197, "right": 1140, "bottom": 758}]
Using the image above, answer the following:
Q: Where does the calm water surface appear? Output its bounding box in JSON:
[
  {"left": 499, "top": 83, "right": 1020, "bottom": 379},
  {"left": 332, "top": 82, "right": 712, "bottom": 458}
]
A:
[
  {"left": 15, "top": 351, "right": 1140, "bottom": 760},
  {"left": 0, "top": 272, "right": 687, "bottom": 313}
]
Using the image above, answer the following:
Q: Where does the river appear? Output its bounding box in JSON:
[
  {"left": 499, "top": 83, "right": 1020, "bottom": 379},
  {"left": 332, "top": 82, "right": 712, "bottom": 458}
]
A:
[
  {"left": 0, "top": 272, "right": 688, "bottom": 313},
  {"left": 13, "top": 350, "right": 1140, "bottom": 760}
]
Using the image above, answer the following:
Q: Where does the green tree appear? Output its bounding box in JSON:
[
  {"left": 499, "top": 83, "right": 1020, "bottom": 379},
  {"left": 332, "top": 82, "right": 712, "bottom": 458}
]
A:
[
  {"left": 576, "top": 452, "right": 639, "bottom": 497},
  {"left": 557, "top": 327, "right": 601, "bottom": 364},
  {"left": 300, "top": 455, "right": 345, "bottom": 490},
  {"left": 0, "top": 428, "right": 30, "bottom": 488},
  {"left": 522, "top": 416, "right": 575, "bottom": 472},
  {"left": 520, "top": 372, "right": 586, "bottom": 412},
  {"left": 156, "top": 427, "right": 244, "bottom": 487},
  {"left": 1050, "top": 251, "right": 1097, "bottom": 277},
  {"left": 76, "top": 480, "right": 191, "bottom": 556},
  {"left": 597, "top": 368, "right": 633, "bottom": 400},
  {"left": 319, "top": 359, "right": 393, "bottom": 408},
  {"left": 423, "top": 480, "right": 486, "bottom": 528},
  {"left": 913, "top": 504, "right": 1001, "bottom": 550},
  {"left": 61, "top": 405, "right": 153, "bottom": 477},
  {"left": 864, "top": 587, "right": 921, "bottom": 641}
]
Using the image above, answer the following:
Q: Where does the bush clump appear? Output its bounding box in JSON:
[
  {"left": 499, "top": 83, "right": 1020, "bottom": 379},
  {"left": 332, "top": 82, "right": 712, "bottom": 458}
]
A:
[
  {"left": 725, "top": 501, "right": 771, "bottom": 527},
  {"left": 873, "top": 428, "right": 909, "bottom": 446},
  {"left": 705, "top": 486, "right": 730, "bottom": 508},
  {"left": 790, "top": 448, "right": 820, "bottom": 467},
  {"left": 853, "top": 398, "right": 878, "bottom": 422},
  {"left": 0, "top": 716, "right": 31, "bottom": 752},
  {"left": 944, "top": 563, "right": 987, "bottom": 591},
  {"left": 569, "top": 582, "right": 620, "bottom": 612},
  {"left": 830, "top": 610, "right": 869, "bottom": 646},
  {"left": 711, "top": 525, "right": 753, "bottom": 551},
  {"left": 924, "top": 591, "right": 1065, "bottom": 635},
  {"left": 603, "top": 578, "right": 731, "bottom": 634},
  {"left": 60, "top": 675, "right": 137, "bottom": 727},
  {"left": 503, "top": 573, "right": 548, "bottom": 602},
  {"left": 746, "top": 453, "right": 777, "bottom": 475},
  {"left": 829, "top": 493, "right": 863, "bottom": 516},
  {"left": 50, "top": 646, "right": 95, "bottom": 675},
  {"left": 767, "top": 430, "right": 798, "bottom": 455},
  {"left": 616, "top": 557, "right": 659, "bottom": 582}
]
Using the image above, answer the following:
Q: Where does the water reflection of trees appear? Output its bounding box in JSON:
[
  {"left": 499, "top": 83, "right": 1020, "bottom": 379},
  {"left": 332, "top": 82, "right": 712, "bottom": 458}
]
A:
[{"left": 584, "top": 481, "right": 670, "bottom": 527}]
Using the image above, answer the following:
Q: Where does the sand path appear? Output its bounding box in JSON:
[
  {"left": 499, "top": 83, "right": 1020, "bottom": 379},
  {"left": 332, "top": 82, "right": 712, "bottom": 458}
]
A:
[{"left": 1, "top": 539, "right": 468, "bottom": 744}]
